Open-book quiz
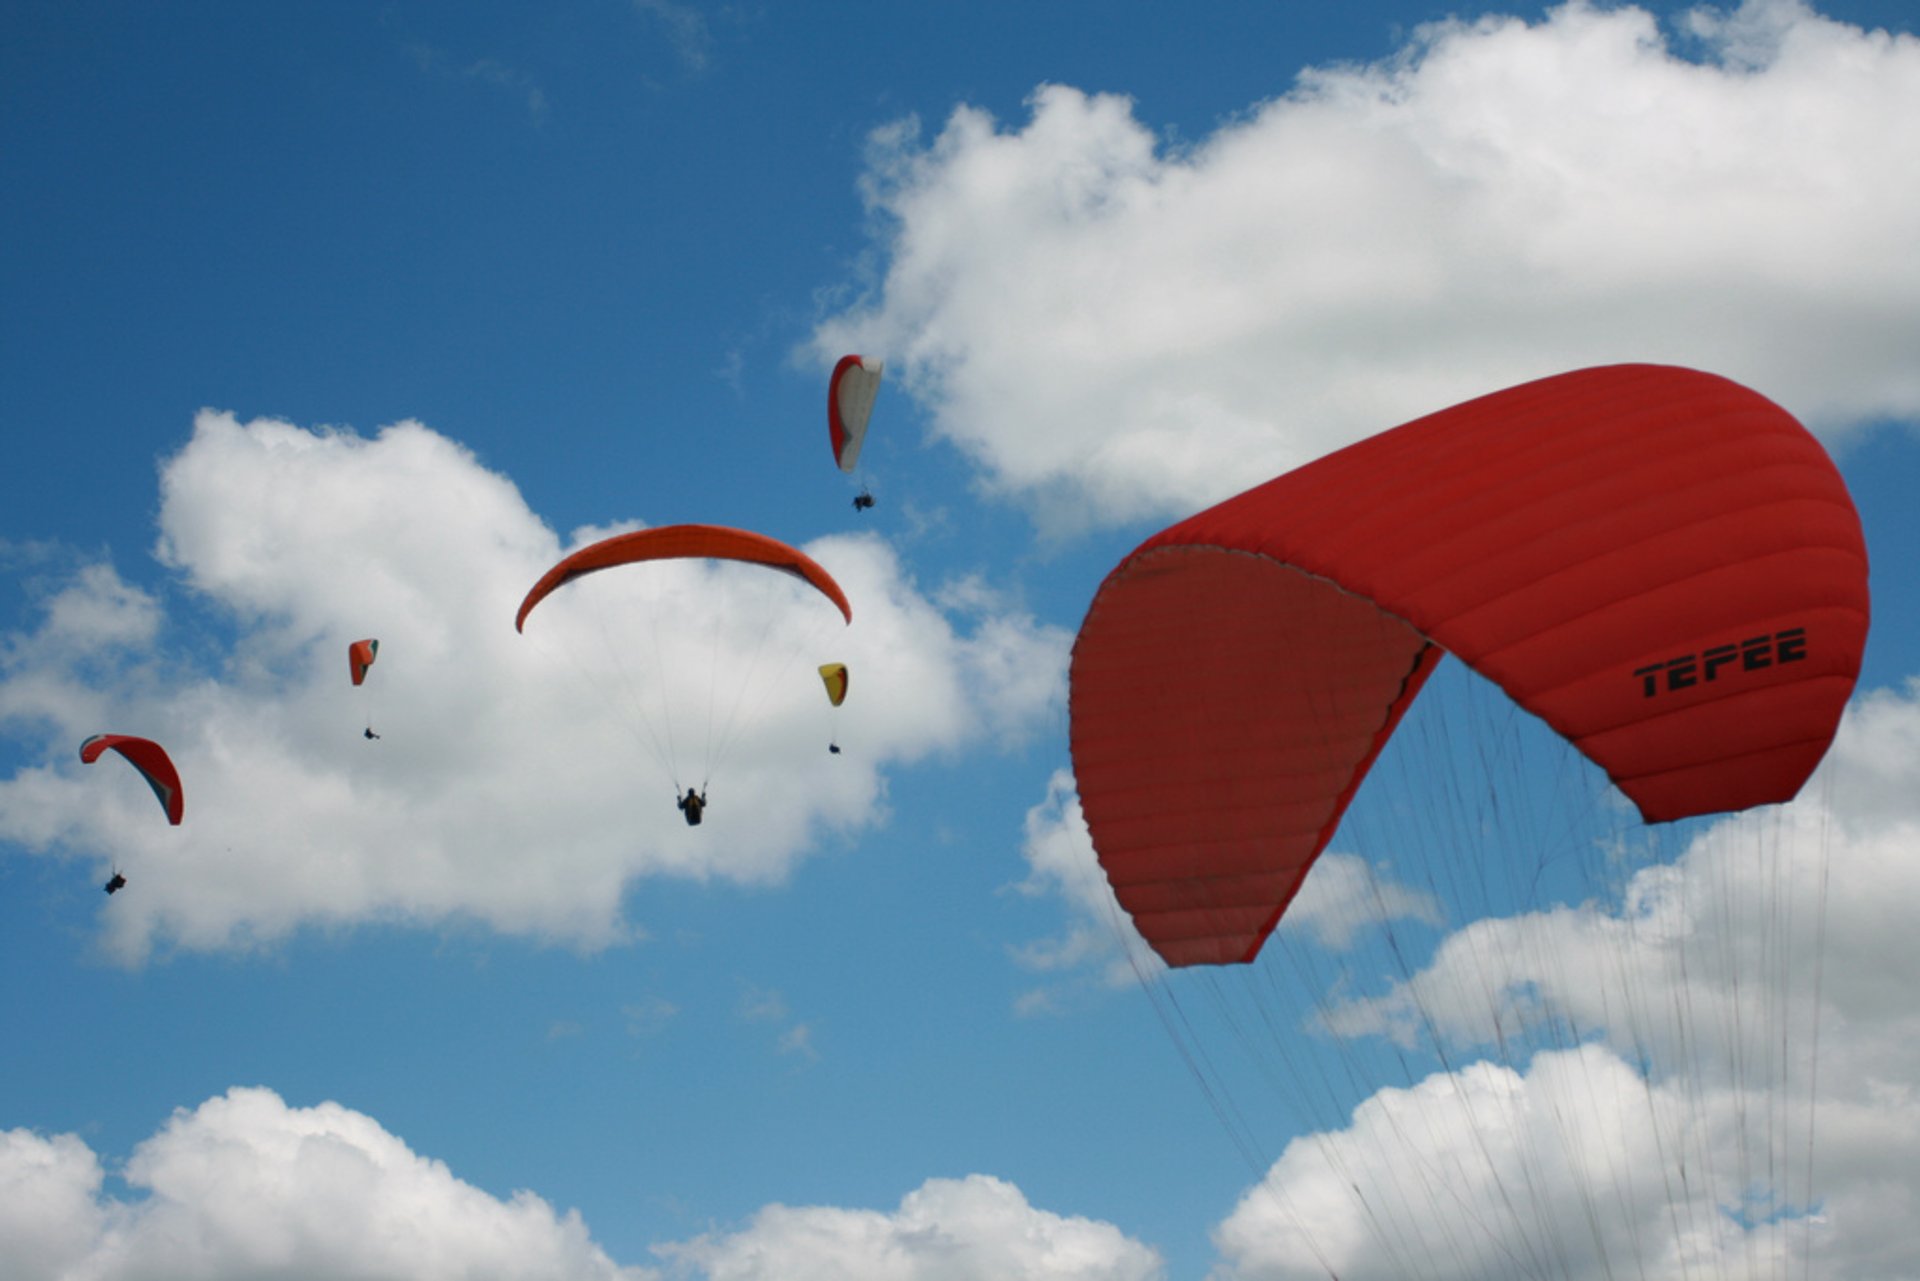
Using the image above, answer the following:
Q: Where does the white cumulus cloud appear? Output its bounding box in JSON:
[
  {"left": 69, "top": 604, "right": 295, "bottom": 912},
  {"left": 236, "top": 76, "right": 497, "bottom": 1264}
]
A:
[
  {"left": 655, "top": 1173, "right": 1163, "bottom": 1281},
  {"left": 0, "top": 1087, "right": 647, "bottom": 1281},
  {"left": 0, "top": 1097, "right": 1164, "bottom": 1281},
  {"left": 813, "top": 0, "right": 1920, "bottom": 531}
]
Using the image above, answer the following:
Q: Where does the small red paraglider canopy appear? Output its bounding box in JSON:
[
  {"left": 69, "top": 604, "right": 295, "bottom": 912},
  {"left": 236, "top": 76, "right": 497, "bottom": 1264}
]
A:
[{"left": 80, "top": 733, "right": 185, "bottom": 826}]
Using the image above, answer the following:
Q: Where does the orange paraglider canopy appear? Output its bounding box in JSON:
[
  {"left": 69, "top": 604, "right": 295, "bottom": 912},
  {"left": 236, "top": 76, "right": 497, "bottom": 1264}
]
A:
[
  {"left": 1069, "top": 365, "right": 1870, "bottom": 968},
  {"left": 349, "top": 638, "right": 379, "bottom": 686},
  {"left": 516, "top": 524, "right": 852, "bottom": 633}
]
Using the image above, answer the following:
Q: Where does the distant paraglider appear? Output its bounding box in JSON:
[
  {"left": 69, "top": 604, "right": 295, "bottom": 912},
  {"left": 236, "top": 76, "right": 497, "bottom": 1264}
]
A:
[
  {"left": 349, "top": 638, "right": 379, "bottom": 686},
  {"left": 817, "top": 662, "right": 849, "bottom": 707},
  {"left": 516, "top": 525, "right": 851, "bottom": 633},
  {"left": 829, "top": 354, "right": 883, "bottom": 510},
  {"left": 819, "top": 662, "right": 849, "bottom": 753},
  {"left": 517, "top": 523, "right": 854, "bottom": 802},
  {"left": 349, "top": 637, "right": 381, "bottom": 739},
  {"left": 80, "top": 734, "right": 184, "bottom": 827},
  {"left": 81, "top": 733, "right": 185, "bottom": 894}
]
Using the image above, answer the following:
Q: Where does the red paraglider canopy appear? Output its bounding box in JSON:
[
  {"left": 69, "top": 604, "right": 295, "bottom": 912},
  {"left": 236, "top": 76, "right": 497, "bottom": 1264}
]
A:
[
  {"left": 828, "top": 355, "right": 883, "bottom": 473},
  {"left": 516, "top": 524, "right": 852, "bottom": 633},
  {"left": 349, "top": 638, "right": 379, "bottom": 686},
  {"left": 80, "top": 733, "right": 185, "bottom": 826},
  {"left": 1070, "top": 365, "right": 1870, "bottom": 968}
]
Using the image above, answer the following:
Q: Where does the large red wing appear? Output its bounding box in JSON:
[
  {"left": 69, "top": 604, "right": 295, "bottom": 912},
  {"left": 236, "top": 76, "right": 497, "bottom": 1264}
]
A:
[{"left": 1069, "top": 365, "right": 1869, "bottom": 967}]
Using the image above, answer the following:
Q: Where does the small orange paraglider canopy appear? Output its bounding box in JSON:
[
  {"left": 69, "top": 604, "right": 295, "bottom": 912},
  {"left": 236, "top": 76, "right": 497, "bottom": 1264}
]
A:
[
  {"left": 349, "top": 638, "right": 379, "bottom": 686},
  {"left": 516, "top": 524, "right": 851, "bottom": 633}
]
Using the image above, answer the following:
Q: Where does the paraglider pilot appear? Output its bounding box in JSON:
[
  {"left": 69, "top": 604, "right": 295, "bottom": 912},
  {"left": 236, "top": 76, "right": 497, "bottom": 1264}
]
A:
[
  {"left": 678, "top": 787, "right": 707, "bottom": 826},
  {"left": 364, "top": 727, "right": 380, "bottom": 740},
  {"left": 104, "top": 872, "right": 126, "bottom": 895},
  {"left": 852, "top": 489, "right": 875, "bottom": 512}
]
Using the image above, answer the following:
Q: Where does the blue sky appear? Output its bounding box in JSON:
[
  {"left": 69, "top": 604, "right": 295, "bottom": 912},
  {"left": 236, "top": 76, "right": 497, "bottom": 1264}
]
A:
[{"left": 3, "top": 2, "right": 1917, "bottom": 1278}]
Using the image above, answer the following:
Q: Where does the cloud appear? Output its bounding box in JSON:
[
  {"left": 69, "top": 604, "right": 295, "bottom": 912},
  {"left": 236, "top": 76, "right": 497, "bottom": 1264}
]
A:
[
  {"left": 407, "top": 45, "right": 550, "bottom": 123},
  {"left": 0, "top": 1096, "right": 1163, "bottom": 1281},
  {"left": 655, "top": 1174, "right": 1163, "bottom": 1281},
  {"left": 623, "top": 995, "right": 680, "bottom": 1039},
  {"left": 1211, "top": 1042, "right": 1855, "bottom": 1281},
  {"left": 1247, "top": 799, "right": 1920, "bottom": 1278},
  {"left": 737, "top": 985, "right": 818, "bottom": 1061},
  {"left": 0, "top": 410, "right": 1070, "bottom": 960},
  {"left": 1015, "top": 678, "right": 1920, "bottom": 1279},
  {"left": 0, "top": 1129, "right": 106, "bottom": 1281},
  {"left": 1268, "top": 851, "right": 1444, "bottom": 953},
  {"left": 0, "top": 1087, "right": 647, "bottom": 1281},
  {"left": 1305, "top": 683, "right": 1920, "bottom": 1084},
  {"left": 812, "top": 0, "right": 1920, "bottom": 532},
  {"left": 1007, "top": 769, "right": 1158, "bottom": 995},
  {"left": 632, "top": 0, "right": 714, "bottom": 74}
]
